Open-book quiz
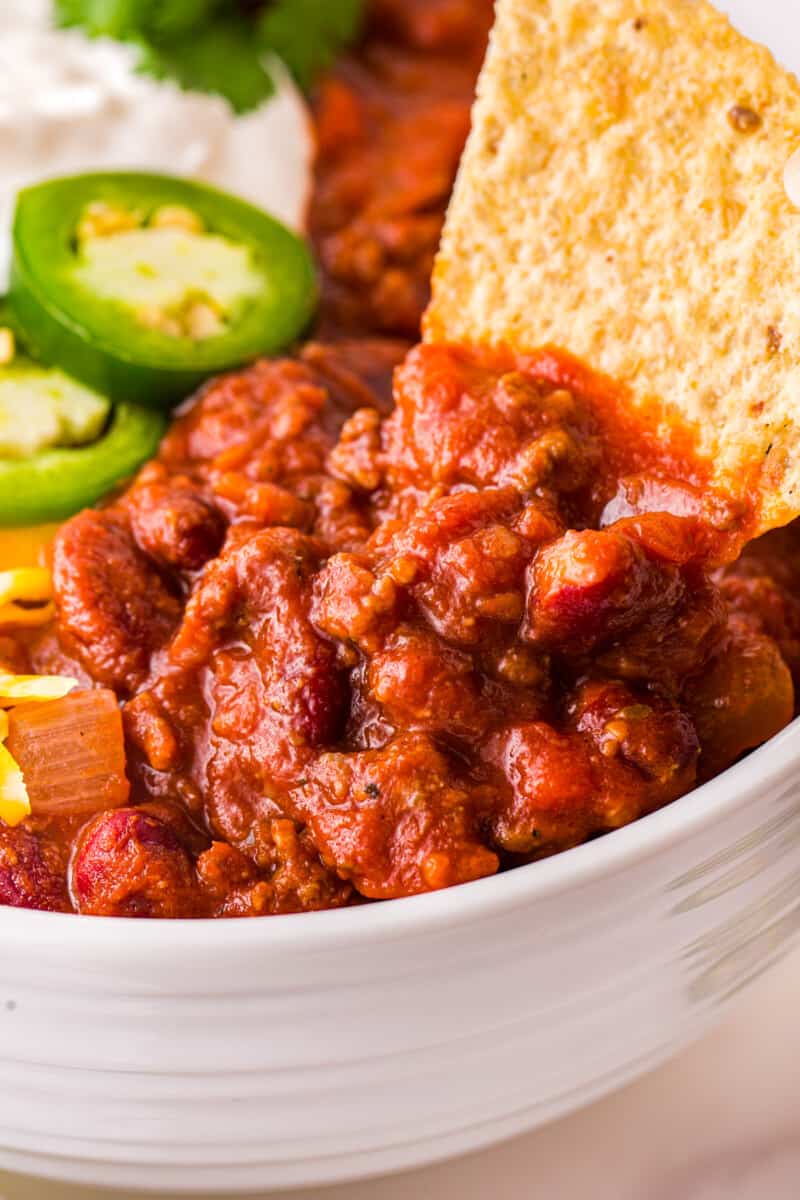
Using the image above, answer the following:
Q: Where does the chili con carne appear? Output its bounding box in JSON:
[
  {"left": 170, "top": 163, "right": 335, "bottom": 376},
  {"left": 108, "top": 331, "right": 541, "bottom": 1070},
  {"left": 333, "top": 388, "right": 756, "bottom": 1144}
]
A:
[{"left": 0, "top": 0, "right": 797, "bottom": 918}]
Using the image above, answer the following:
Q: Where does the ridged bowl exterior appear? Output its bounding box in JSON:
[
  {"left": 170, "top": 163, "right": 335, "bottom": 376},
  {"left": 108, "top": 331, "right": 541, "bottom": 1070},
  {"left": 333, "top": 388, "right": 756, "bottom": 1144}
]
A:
[{"left": 1, "top": 722, "right": 800, "bottom": 1192}]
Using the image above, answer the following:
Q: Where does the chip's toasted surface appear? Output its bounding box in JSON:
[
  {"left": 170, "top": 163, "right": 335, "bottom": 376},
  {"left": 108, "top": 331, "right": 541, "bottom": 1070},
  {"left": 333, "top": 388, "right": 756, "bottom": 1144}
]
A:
[{"left": 426, "top": 0, "right": 800, "bottom": 532}]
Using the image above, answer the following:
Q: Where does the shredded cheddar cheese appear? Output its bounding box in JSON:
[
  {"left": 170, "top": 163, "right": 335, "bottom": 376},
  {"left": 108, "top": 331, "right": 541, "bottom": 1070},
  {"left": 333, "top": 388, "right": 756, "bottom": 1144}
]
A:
[
  {"left": 0, "top": 710, "right": 29, "bottom": 826},
  {"left": 0, "top": 566, "right": 54, "bottom": 629},
  {"left": 0, "top": 525, "right": 71, "bottom": 825},
  {"left": 0, "top": 568, "right": 52, "bottom": 606},
  {"left": 0, "top": 524, "right": 59, "bottom": 570},
  {"left": 0, "top": 525, "right": 76, "bottom": 825},
  {"left": 0, "top": 674, "right": 78, "bottom": 826},
  {"left": 0, "top": 674, "right": 77, "bottom": 706}
]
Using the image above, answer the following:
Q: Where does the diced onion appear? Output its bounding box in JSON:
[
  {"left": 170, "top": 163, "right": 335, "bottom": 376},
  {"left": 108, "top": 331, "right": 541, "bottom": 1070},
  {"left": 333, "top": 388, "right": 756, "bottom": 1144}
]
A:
[{"left": 6, "top": 689, "right": 129, "bottom": 817}]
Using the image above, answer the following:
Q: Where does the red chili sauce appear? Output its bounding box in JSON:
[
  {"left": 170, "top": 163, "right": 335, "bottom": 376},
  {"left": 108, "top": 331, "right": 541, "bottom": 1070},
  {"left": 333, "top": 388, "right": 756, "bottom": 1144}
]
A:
[{"left": 2, "top": 0, "right": 797, "bottom": 917}]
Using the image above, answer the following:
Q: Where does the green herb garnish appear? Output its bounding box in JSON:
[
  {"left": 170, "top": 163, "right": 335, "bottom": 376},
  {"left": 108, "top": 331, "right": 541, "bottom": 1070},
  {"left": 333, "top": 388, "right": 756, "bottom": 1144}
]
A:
[
  {"left": 54, "top": 0, "right": 218, "bottom": 40},
  {"left": 138, "top": 18, "right": 279, "bottom": 115},
  {"left": 54, "top": 0, "right": 366, "bottom": 112},
  {"left": 257, "top": 0, "right": 364, "bottom": 92}
]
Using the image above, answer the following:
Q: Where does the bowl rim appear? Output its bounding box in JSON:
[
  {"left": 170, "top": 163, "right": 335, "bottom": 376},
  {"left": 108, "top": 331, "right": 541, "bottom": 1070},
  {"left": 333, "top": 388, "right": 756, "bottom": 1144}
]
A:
[{"left": 3, "top": 716, "right": 800, "bottom": 957}]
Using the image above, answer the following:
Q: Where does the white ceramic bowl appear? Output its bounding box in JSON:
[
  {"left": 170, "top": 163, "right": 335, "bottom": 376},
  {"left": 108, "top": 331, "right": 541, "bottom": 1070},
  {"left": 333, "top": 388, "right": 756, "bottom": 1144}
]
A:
[{"left": 2, "top": 720, "right": 800, "bottom": 1193}]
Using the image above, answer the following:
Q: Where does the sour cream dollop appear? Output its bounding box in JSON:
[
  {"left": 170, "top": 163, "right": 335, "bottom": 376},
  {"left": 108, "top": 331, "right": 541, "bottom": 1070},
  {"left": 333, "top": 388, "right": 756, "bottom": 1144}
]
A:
[{"left": 0, "top": 0, "right": 314, "bottom": 286}]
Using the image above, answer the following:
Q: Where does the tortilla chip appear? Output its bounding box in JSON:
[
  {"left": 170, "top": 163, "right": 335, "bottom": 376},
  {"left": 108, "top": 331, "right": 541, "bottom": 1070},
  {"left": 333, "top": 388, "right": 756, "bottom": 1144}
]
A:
[{"left": 425, "top": 0, "right": 800, "bottom": 534}]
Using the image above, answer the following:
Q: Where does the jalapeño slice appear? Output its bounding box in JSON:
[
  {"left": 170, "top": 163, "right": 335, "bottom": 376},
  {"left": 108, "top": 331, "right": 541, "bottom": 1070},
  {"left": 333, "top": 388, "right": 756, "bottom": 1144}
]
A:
[
  {"left": 0, "top": 389, "right": 165, "bottom": 526},
  {"left": 10, "top": 172, "right": 317, "bottom": 409},
  {"left": 0, "top": 324, "right": 165, "bottom": 526}
]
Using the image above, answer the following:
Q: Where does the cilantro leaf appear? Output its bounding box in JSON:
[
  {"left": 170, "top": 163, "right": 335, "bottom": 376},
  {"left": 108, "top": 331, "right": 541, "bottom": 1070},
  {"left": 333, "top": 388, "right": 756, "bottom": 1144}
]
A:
[
  {"left": 138, "top": 19, "right": 276, "bottom": 115},
  {"left": 52, "top": 0, "right": 366, "bottom": 111},
  {"left": 257, "top": 0, "right": 365, "bottom": 91},
  {"left": 54, "top": 0, "right": 221, "bottom": 40}
]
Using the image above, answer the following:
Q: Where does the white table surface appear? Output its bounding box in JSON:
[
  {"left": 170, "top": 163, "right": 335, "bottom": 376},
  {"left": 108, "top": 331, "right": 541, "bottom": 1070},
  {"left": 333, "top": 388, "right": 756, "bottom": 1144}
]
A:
[{"left": 1, "top": 944, "right": 798, "bottom": 1200}]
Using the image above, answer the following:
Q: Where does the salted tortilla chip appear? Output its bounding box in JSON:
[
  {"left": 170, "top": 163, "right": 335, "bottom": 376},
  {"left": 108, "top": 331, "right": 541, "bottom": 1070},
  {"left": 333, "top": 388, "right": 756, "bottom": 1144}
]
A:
[{"left": 426, "top": 0, "right": 800, "bottom": 534}]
